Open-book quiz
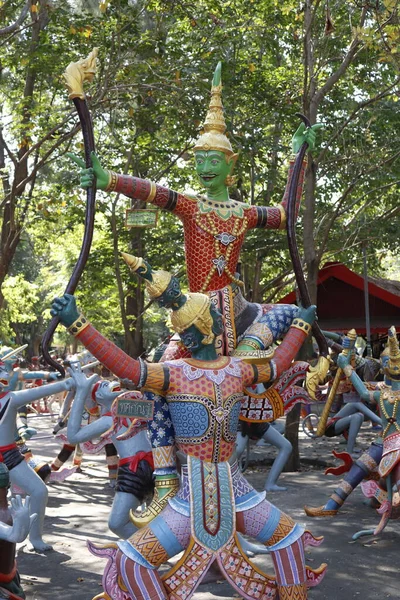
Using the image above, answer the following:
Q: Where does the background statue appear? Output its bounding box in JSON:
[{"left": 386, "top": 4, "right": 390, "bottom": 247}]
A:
[
  {"left": 65, "top": 369, "right": 154, "bottom": 539},
  {"left": 0, "top": 373, "right": 73, "bottom": 551},
  {"left": 0, "top": 462, "right": 36, "bottom": 599}
]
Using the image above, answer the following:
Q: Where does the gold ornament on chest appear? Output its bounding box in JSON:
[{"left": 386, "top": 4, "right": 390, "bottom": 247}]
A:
[
  {"left": 380, "top": 389, "right": 400, "bottom": 436},
  {"left": 195, "top": 213, "right": 247, "bottom": 291}
]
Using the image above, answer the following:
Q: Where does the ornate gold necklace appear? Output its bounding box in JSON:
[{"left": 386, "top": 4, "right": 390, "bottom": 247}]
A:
[
  {"left": 379, "top": 388, "right": 400, "bottom": 437},
  {"left": 197, "top": 195, "right": 247, "bottom": 220},
  {"left": 194, "top": 213, "right": 247, "bottom": 292}
]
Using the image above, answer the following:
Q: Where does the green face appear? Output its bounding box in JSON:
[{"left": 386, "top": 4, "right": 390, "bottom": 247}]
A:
[{"left": 195, "top": 150, "right": 232, "bottom": 194}]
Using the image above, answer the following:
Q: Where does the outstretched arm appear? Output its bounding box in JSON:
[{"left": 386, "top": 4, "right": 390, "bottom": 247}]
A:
[
  {"left": 10, "top": 379, "right": 73, "bottom": 410},
  {"left": 22, "top": 370, "right": 59, "bottom": 382},
  {"left": 336, "top": 353, "right": 372, "bottom": 402},
  {"left": 50, "top": 294, "right": 167, "bottom": 391},
  {"left": 68, "top": 152, "right": 194, "bottom": 218},
  {"left": 52, "top": 388, "right": 75, "bottom": 434}
]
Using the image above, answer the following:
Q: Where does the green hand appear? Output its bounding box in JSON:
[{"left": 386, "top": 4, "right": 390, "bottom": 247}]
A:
[
  {"left": 297, "top": 305, "right": 317, "bottom": 326},
  {"left": 67, "top": 151, "right": 109, "bottom": 191},
  {"left": 50, "top": 294, "right": 80, "bottom": 328},
  {"left": 292, "top": 123, "right": 323, "bottom": 154}
]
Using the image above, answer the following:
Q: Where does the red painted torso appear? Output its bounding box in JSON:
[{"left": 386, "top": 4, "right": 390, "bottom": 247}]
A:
[
  {"left": 181, "top": 205, "right": 249, "bottom": 292},
  {"left": 163, "top": 357, "right": 254, "bottom": 463}
]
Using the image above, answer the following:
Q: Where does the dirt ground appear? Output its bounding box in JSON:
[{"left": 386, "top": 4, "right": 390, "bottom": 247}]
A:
[{"left": 13, "top": 414, "right": 400, "bottom": 600}]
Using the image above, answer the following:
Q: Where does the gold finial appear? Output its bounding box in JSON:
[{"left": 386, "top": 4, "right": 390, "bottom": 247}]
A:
[
  {"left": 64, "top": 48, "right": 98, "bottom": 100},
  {"left": 121, "top": 252, "right": 144, "bottom": 272},
  {"left": 121, "top": 252, "right": 171, "bottom": 299},
  {"left": 171, "top": 293, "right": 214, "bottom": 345},
  {"left": 193, "top": 62, "right": 234, "bottom": 157},
  {"left": 388, "top": 326, "right": 400, "bottom": 376}
]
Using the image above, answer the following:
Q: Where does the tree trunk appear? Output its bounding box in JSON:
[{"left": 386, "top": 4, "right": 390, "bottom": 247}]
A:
[
  {"left": 284, "top": 333, "right": 314, "bottom": 472},
  {"left": 251, "top": 256, "right": 263, "bottom": 303},
  {"left": 124, "top": 227, "right": 145, "bottom": 358},
  {"left": 0, "top": 2, "right": 49, "bottom": 308}
]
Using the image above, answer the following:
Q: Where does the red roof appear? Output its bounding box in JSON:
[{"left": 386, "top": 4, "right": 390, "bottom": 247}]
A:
[{"left": 278, "top": 262, "right": 400, "bottom": 334}]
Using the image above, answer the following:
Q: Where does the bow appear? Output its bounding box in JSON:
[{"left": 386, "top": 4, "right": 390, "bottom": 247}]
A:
[
  {"left": 41, "top": 49, "right": 99, "bottom": 377},
  {"left": 286, "top": 114, "right": 329, "bottom": 397}
]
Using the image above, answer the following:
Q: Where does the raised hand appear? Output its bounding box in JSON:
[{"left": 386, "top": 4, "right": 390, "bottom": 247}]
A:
[
  {"left": 297, "top": 304, "right": 317, "bottom": 325},
  {"left": 292, "top": 123, "right": 323, "bottom": 154},
  {"left": 337, "top": 352, "right": 351, "bottom": 371},
  {"left": 8, "top": 495, "right": 37, "bottom": 543},
  {"left": 50, "top": 293, "right": 80, "bottom": 327},
  {"left": 67, "top": 151, "right": 109, "bottom": 190},
  {"left": 67, "top": 363, "right": 99, "bottom": 398}
]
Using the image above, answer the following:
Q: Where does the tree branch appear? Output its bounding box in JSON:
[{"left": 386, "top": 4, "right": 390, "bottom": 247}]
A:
[
  {"left": 316, "top": 78, "right": 400, "bottom": 166},
  {"left": 0, "top": 124, "right": 80, "bottom": 210},
  {"left": 0, "top": 128, "right": 17, "bottom": 166},
  {"left": 312, "top": 6, "right": 368, "bottom": 106},
  {"left": 316, "top": 149, "right": 400, "bottom": 262},
  {"left": 0, "top": 0, "right": 29, "bottom": 37}
]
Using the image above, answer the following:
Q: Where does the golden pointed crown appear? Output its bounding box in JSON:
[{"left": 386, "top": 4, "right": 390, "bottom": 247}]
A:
[
  {"left": 121, "top": 252, "right": 172, "bottom": 299},
  {"left": 171, "top": 293, "right": 215, "bottom": 345},
  {"left": 387, "top": 326, "right": 400, "bottom": 377},
  {"left": 193, "top": 62, "right": 234, "bottom": 157}
]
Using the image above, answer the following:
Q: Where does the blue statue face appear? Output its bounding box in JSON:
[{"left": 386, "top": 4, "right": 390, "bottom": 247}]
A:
[
  {"left": 179, "top": 304, "right": 224, "bottom": 351},
  {"left": 3, "top": 359, "right": 14, "bottom": 373},
  {"left": 180, "top": 325, "right": 202, "bottom": 352},
  {"left": 381, "top": 355, "right": 389, "bottom": 370},
  {"left": 94, "top": 380, "right": 121, "bottom": 409},
  {"left": 158, "top": 277, "right": 182, "bottom": 308}
]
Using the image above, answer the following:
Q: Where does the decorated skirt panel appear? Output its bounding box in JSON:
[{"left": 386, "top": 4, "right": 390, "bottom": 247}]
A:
[
  {"left": 176, "top": 439, "right": 235, "bottom": 463},
  {"left": 379, "top": 432, "right": 400, "bottom": 476},
  {"left": 188, "top": 456, "right": 235, "bottom": 552},
  {"left": 382, "top": 431, "right": 400, "bottom": 456},
  {"left": 172, "top": 461, "right": 265, "bottom": 514}
]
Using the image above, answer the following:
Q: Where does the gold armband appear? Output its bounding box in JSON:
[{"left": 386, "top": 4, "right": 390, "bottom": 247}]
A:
[
  {"left": 237, "top": 339, "right": 262, "bottom": 352},
  {"left": 277, "top": 204, "right": 287, "bottom": 230},
  {"left": 105, "top": 170, "right": 118, "bottom": 192},
  {"left": 146, "top": 180, "right": 157, "bottom": 202},
  {"left": 68, "top": 314, "right": 90, "bottom": 336},
  {"left": 291, "top": 318, "right": 312, "bottom": 335}
]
